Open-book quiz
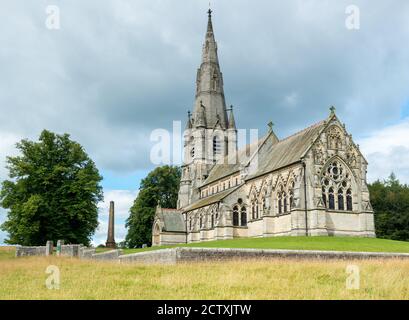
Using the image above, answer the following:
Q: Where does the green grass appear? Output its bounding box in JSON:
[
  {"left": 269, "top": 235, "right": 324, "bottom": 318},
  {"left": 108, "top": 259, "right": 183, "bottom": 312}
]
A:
[
  {"left": 0, "top": 246, "right": 15, "bottom": 261},
  {"left": 122, "top": 237, "right": 409, "bottom": 255}
]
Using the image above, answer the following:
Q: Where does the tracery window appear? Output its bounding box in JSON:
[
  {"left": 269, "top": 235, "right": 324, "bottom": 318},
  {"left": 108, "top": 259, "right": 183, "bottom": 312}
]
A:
[
  {"left": 329, "top": 187, "right": 335, "bottom": 210},
  {"left": 338, "top": 189, "right": 345, "bottom": 211},
  {"left": 283, "top": 192, "right": 288, "bottom": 213},
  {"left": 233, "top": 206, "right": 239, "bottom": 226},
  {"left": 321, "top": 159, "right": 353, "bottom": 212},
  {"left": 347, "top": 189, "right": 353, "bottom": 211},
  {"left": 289, "top": 181, "right": 295, "bottom": 210},
  {"left": 278, "top": 191, "right": 283, "bottom": 214},
  {"left": 241, "top": 207, "right": 247, "bottom": 226}
]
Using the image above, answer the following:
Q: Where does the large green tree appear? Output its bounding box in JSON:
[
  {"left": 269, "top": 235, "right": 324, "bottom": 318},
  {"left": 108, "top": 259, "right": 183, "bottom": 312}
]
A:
[
  {"left": 0, "top": 130, "right": 103, "bottom": 246},
  {"left": 125, "top": 165, "right": 181, "bottom": 248},
  {"left": 369, "top": 173, "right": 409, "bottom": 241}
]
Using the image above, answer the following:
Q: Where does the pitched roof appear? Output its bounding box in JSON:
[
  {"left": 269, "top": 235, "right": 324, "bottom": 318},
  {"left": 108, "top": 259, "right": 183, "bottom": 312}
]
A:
[
  {"left": 246, "top": 120, "right": 326, "bottom": 180},
  {"left": 184, "top": 186, "right": 240, "bottom": 212},
  {"left": 202, "top": 120, "right": 326, "bottom": 186},
  {"left": 157, "top": 208, "right": 186, "bottom": 232},
  {"left": 202, "top": 135, "right": 268, "bottom": 186}
]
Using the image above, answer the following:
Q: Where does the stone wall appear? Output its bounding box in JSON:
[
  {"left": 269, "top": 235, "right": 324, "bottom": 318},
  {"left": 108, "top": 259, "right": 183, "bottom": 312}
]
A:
[
  {"left": 116, "top": 247, "right": 409, "bottom": 265},
  {"left": 15, "top": 246, "right": 47, "bottom": 257},
  {"left": 91, "top": 249, "right": 122, "bottom": 261},
  {"left": 119, "top": 249, "right": 177, "bottom": 265},
  {"left": 79, "top": 248, "right": 96, "bottom": 259},
  {"left": 61, "top": 245, "right": 83, "bottom": 257}
]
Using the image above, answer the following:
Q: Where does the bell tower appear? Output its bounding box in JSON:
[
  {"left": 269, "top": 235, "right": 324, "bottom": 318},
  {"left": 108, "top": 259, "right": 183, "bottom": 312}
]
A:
[{"left": 177, "top": 9, "right": 237, "bottom": 209}]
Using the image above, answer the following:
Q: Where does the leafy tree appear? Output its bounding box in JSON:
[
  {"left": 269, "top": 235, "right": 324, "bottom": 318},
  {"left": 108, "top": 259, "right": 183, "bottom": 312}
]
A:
[
  {"left": 369, "top": 173, "right": 409, "bottom": 241},
  {"left": 0, "top": 130, "right": 103, "bottom": 246},
  {"left": 125, "top": 166, "right": 181, "bottom": 248}
]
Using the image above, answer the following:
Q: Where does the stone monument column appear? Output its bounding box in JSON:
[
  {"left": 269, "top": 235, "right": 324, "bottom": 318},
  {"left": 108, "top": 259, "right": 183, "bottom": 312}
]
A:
[{"left": 106, "top": 201, "right": 116, "bottom": 248}]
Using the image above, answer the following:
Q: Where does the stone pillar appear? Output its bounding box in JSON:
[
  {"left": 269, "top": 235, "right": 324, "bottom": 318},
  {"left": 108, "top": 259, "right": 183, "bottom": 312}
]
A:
[
  {"left": 56, "top": 240, "right": 64, "bottom": 256},
  {"left": 106, "top": 201, "right": 116, "bottom": 248},
  {"left": 46, "top": 240, "right": 53, "bottom": 256}
]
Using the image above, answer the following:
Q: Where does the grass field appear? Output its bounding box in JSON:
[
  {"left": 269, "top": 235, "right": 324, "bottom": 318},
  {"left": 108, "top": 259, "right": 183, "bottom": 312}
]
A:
[
  {"left": 2, "top": 238, "right": 409, "bottom": 300},
  {"left": 1, "top": 248, "right": 409, "bottom": 299},
  {"left": 122, "top": 236, "right": 409, "bottom": 255}
]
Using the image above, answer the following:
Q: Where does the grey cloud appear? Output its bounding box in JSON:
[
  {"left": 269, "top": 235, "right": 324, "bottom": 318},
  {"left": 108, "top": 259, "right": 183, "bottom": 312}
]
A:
[{"left": 1, "top": 0, "right": 409, "bottom": 172}]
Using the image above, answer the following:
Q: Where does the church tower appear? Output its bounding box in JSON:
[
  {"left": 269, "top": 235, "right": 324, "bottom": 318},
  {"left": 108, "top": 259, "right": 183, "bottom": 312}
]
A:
[{"left": 178, "top": 9, "right": 237, "bottom": 209}]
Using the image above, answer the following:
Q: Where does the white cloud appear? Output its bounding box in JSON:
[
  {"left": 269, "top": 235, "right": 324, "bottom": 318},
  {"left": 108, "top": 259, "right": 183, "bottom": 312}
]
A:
[
  {"left": 99, "top": 189, "right": 138, "bottom": 219},
  {"left": 0, "top": 132, "right": 22, "bottom": 181},
  {"left": 359, "top": 118, "right": 409, "bottom": 184}
]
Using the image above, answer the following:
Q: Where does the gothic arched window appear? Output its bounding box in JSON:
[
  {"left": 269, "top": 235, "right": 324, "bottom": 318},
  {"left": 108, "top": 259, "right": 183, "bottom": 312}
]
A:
[
  {"left": 213, "top": 135, "right": 222, "bottom": 158},
  {"left": 241, "top": 207, "right": 247, "bottom": 226},
  {"left": 338, "top": 189, "right": 345, "bottom": 211},
  {"left": 233, "top": 206, "right": 239, "bottom": 226},
  {"left": 289, "top": 181, "right": 295, "bottom": 210},
  {"left": 329, "top": 187, "right": 335, "bottom": 210},
  {"left": 322, "top": 186, "right": 327, "bottom": 207},
  {"left": 278, "top": 192, "right": 282, "bottom": 214},
  {"left": 347, "top": 189, "right": 353, "bottom": 211},
  {"left": 283, "top": 192, "right": 288, "bottom": 213},
  {"left": 321, "top": 159, "right": 354, "bottom": 212}
]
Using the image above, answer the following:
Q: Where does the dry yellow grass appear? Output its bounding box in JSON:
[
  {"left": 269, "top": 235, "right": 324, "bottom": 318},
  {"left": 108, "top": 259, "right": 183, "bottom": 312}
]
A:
[{"left": 1, "top": 249, "right": 409, "bottom": 300}]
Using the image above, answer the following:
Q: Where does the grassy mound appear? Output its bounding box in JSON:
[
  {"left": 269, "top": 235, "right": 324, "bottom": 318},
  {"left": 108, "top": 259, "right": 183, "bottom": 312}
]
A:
[{"left": 123, "top": 237, "right": 409, "bottom": 255}]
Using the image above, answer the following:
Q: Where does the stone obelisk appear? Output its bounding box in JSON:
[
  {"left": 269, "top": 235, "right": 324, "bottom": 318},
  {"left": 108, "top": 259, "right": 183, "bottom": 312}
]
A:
[{"left": 105, "top": 201, "right": 116, "bottom": 248}]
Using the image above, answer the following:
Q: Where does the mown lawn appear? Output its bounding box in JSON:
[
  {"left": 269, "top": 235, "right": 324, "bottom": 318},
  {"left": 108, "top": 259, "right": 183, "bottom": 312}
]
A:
[
  {"left": 122, "top": 237, "right": 409, "bottom": 255},
  {"left": 1, "top": 251, "right": 409, "bottom": 299}
]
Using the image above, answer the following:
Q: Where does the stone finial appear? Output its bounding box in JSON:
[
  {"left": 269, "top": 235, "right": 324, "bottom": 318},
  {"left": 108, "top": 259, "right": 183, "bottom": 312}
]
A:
[
  {"left": 268, "top": 121, "right": 274, "bottom": 132},
  {"left": 228, "top": 105, "right": 236, "bottom": 129}
]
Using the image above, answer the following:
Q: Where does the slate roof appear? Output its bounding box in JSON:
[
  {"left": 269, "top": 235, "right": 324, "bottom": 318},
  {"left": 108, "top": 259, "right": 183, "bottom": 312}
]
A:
[
  {"left": 246, "top": 120, "right": 326, "bottom": 180},
  {"left": 202, "top": 135, "right": 268, "bottom": 186},
  {"left": 184, "top": 186, "right": 240, "bottom": 212},
  {"left": 157, "top": 208, "right": 186, "bottom": 232},
  {"left": 182, "top": 119, "right": 327, "bottom": 213},
  {"left": 202, "top": 120, "right": 326, "bottom": 186}
]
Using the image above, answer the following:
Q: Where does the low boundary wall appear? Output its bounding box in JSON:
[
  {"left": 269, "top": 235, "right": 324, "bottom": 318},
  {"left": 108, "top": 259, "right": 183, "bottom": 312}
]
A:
[
  {"left": 119, "top": 247, "right": 409, "bottom": 265},
  {"left": 15, "top": 245, "right": 409, "bottom": 264}
]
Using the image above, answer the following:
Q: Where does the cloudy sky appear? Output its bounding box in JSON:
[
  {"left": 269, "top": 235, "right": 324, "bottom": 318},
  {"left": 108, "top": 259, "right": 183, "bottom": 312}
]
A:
[{"left": 1, "top": 0, "right": 409, "bottom": 245}]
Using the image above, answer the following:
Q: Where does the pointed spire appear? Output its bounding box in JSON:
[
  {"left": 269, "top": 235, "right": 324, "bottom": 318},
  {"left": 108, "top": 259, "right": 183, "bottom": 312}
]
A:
[
  {"left": 192, "top": 9, "right": 228, "bottom": 129},
  {"left": 207, "top": 9, "right": 213, "bottom": 33},
  {"left": 202, "top": 9, "right": 218, "bottom": 65},
  {"left": 228, "top": 105, "right": 236, "bottom": 129}
]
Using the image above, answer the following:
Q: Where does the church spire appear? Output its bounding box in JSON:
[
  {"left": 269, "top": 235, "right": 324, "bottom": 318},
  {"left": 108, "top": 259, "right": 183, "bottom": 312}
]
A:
[{"left": 193, "top": 9, "right": 228, "bottom": 129}]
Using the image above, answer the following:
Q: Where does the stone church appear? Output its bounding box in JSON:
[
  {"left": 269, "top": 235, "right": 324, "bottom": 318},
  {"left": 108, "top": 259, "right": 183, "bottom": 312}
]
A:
[{"left": 152, "top": 10, "right": 375, "bottom": 246}]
